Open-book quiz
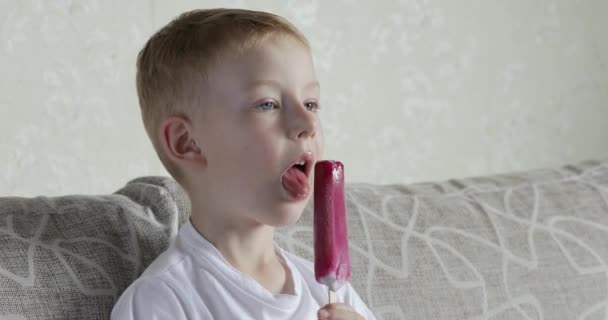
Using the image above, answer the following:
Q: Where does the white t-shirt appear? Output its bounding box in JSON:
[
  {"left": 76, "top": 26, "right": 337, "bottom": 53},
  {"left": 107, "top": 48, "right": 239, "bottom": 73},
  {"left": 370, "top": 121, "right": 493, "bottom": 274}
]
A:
[{"left": 111, "top": 221, "right": 376, "bottom": 320}]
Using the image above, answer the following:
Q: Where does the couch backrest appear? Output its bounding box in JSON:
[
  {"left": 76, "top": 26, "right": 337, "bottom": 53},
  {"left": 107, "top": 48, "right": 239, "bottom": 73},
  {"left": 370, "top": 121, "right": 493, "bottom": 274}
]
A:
[
  {"left": 1, "top": 160, "right": 607, "bottom": 319},
  {"left": 0, "top": 177, "right": 190, "bottom": 319}
]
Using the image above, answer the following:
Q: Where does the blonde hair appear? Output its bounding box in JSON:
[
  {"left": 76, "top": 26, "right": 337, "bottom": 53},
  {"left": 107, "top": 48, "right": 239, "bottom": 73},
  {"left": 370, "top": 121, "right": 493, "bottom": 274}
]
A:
[{"left": 136, "top": 8, "right": 309, "bottom": 181}]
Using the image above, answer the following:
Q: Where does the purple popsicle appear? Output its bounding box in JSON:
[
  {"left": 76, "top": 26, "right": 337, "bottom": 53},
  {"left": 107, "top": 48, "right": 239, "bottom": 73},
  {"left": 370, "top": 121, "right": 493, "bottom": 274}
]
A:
[{"left": 314, "top": 160, "right": 351, "bottom": 297}]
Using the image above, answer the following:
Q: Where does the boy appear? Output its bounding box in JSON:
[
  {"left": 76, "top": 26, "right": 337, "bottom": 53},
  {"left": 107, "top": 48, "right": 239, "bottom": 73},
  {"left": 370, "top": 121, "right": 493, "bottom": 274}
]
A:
[{"left": 111, "top": 8, "right": 376, "bottom": 320}]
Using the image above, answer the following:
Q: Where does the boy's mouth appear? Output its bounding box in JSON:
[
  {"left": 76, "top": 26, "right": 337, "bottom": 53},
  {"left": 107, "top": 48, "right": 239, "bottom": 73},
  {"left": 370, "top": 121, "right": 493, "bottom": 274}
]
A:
[
  {"left": 293, "top": 162, "right": 307, "bottom": 174},
  {"left": 281, "top": 152, "right": 314, "bottom": 200}
]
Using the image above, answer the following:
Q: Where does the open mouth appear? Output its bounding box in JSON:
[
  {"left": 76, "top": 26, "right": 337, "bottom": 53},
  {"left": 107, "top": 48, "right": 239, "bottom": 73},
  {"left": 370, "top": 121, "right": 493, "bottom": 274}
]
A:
[
  {"left": 292, "top": 161, "right": 309, "bottom": 177},
  {"left": 281, "top": 153, "right": 314, "bottom": 199}
]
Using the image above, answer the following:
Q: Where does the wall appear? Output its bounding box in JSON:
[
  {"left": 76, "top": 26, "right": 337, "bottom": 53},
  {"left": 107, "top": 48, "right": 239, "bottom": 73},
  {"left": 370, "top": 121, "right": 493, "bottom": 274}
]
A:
[{"left": 1, "top": 0, "right": 607, "bottom": 196}]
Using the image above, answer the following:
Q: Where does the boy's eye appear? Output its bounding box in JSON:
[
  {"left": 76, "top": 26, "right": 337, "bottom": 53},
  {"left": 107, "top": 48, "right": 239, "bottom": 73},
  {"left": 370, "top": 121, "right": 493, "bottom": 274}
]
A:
[
  {"left": 304, "top": 101, "right": 319, "bottom": 112},
  {"left": 256, "top": 101, "right": 278, "bottom": 111}
]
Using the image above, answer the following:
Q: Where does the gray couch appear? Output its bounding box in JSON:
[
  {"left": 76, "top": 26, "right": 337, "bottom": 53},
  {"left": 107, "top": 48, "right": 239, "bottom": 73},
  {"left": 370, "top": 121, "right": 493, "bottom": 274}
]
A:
[{"left": 1, "top": 160, "right": 607, "bottom": 319}]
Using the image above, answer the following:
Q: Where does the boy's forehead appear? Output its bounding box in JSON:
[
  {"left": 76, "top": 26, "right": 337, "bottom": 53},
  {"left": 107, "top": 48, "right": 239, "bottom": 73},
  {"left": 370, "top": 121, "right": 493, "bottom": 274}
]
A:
[
  {"left": 209, "top": 37, "right": 317, "bottom": 87},
  {"left": 227, "top": 36, "right": 311, "bottom": 67}
]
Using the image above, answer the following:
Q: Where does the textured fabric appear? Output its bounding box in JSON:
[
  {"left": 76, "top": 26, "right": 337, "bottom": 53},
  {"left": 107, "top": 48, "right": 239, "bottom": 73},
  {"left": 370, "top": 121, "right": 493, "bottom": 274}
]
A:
[
  {"left": 111, "top": 220, "right": 376, "bottom": 319},
  {"left": 1, "top": 160, "right": 608, "bottom": 319},
  {"left": 0, "top": 177, "right": 190, "bottom": 320}
]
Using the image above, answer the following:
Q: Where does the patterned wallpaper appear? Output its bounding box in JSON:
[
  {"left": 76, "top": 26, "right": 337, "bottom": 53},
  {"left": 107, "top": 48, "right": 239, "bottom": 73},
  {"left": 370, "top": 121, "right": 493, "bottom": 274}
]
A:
[{"left": 1, "top": 0, "right": 607, "bottom": 196}]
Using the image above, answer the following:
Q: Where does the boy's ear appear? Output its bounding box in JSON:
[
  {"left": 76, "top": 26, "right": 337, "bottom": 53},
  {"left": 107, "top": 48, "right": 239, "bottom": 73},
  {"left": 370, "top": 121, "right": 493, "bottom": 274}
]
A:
[{"left": 159, "top": 115, "right": 206, "bottom": 166}]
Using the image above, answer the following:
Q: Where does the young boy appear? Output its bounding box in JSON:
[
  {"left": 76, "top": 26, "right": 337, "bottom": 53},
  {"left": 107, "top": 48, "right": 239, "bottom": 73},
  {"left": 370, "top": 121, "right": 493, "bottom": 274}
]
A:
[{"left": 111, "top": 8, "right": 376, "bottom": 320}]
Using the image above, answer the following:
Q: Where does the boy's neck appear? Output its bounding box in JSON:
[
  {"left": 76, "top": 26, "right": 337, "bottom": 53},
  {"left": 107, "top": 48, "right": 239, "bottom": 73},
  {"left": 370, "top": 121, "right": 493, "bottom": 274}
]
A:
[
  {"left": 189, "top": 205, "right": 294, "bottom": 295},
  {"left": 190, "top": 210, "right": 276, "bottom": 267}
]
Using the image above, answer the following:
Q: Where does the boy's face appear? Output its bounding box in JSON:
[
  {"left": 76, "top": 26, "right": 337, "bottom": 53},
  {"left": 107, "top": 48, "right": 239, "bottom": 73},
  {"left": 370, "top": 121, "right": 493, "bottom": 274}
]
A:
[{"left": 192, "top": 35, "right": 323, "bottom": 227}]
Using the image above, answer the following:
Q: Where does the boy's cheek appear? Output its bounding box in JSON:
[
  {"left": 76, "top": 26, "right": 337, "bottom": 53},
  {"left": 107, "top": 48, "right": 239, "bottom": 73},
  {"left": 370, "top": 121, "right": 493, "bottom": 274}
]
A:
[{"left": 316, "top": 131, "right": 325, "bottom": 156}]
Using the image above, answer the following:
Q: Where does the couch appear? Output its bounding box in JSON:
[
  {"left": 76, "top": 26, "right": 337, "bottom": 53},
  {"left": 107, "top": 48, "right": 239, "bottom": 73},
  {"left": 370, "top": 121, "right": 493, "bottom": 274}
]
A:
[{"left": 1, "top": 160, "right": 607, "bottom": 319}]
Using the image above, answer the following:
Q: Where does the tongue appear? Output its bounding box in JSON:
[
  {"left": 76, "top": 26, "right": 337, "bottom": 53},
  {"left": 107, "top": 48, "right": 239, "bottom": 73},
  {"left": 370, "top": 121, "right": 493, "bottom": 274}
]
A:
[{"left": 282, "top": 167, "right": 309, "bottom": 198}]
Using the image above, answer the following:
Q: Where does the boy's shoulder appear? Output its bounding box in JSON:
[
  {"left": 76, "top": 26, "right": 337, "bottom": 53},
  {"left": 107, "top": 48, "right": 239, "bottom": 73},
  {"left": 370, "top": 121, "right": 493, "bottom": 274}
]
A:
[
  {"left": 111, "top": 271, "right": 213, "bottom": 319},
  {"left": 111, "top": 231, "right": 213, "bottom": 319},
  {"left": 140, "top": 221, "right": 213, "bottom": 279},
  {"left": 140, "top": 241, "right": 190, "bottom": 278}
]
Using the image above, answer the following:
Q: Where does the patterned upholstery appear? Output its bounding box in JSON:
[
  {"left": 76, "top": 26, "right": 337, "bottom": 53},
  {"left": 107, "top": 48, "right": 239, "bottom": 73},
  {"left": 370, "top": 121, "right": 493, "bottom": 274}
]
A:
[{"left": 0, "top": 177, "right": 190, "bottom": 319}]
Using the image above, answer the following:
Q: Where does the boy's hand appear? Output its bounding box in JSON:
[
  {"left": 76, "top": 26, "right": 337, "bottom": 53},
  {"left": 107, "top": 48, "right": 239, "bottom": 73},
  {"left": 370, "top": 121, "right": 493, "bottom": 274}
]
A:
[{"left": 318, "top": 303, "right": 366, "bottom": 320}]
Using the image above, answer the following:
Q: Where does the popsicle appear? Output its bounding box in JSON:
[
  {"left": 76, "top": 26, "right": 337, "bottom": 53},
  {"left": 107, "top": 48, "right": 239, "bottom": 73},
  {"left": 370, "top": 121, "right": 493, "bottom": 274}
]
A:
[{"left": 314, "top": 160, "right": 351, "bottom": 303}]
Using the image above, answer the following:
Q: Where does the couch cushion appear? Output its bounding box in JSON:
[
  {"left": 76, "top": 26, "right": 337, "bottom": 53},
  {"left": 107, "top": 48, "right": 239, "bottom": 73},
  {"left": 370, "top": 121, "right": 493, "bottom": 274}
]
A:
[{"left": 0, "top": 177, "right": 189, "bottom": 320}]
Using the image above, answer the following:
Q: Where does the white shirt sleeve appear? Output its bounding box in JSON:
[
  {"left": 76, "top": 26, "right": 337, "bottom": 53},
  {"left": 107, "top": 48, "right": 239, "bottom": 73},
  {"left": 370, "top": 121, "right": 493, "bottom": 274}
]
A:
[{"left": 110, "top": 277, "right": 211, "bottom": 320}]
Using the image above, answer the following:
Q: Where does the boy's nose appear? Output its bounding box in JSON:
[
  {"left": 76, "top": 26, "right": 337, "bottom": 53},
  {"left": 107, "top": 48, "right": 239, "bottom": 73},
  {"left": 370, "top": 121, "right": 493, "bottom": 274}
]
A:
[{"left": 287, "top": 104, "right": 318, "bottom": 140}]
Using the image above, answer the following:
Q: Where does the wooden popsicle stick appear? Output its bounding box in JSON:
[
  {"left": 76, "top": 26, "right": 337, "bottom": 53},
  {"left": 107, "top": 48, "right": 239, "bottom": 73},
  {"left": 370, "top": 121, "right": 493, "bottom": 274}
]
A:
[{"left": 329, "top": 289, "right": 336, "bottom": 304}]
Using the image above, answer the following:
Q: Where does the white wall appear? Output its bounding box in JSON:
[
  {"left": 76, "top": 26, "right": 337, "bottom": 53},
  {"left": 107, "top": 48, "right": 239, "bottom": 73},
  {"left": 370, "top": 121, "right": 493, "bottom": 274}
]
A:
[{"left": 1, "top": 0, "right": 607, "bottom": 196}]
